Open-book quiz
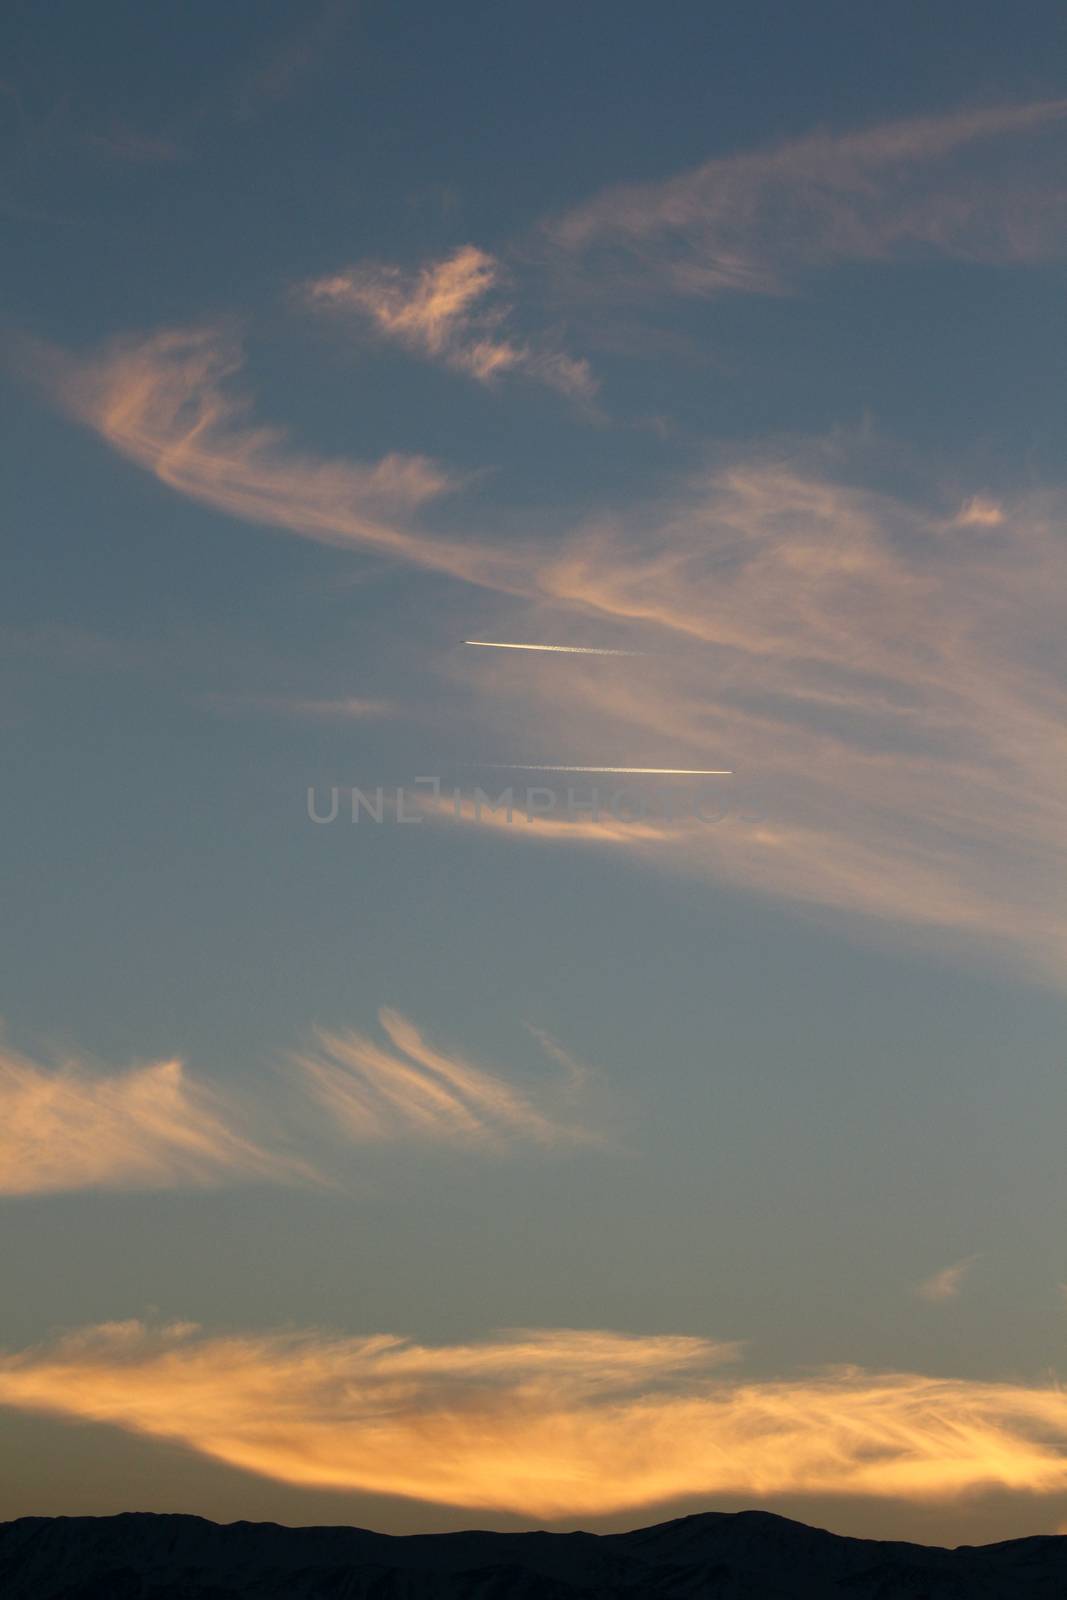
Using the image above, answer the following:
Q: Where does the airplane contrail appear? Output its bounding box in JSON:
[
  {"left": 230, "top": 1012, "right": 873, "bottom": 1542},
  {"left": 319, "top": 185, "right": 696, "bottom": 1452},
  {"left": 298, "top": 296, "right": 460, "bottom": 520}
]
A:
[
  {"left": 464, "top": 640, "right": 646, "bottom": 656},
  {"left": 479, "top": 764, "right": 733, "bottom": 776}
]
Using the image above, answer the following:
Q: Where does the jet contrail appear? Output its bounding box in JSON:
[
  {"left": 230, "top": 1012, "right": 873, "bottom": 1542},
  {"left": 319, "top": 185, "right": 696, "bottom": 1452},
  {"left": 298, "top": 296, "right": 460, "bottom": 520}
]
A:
[
  {"left": 464, "top": 640, "right": 646, "bottom": 656},
  {"left": 479, "top": 764, "right": 733, "bottom": 775}
]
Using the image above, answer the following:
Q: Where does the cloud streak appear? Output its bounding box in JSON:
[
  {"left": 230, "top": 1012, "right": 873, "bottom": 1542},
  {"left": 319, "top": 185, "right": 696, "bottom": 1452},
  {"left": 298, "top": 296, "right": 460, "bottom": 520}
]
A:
[
  {"left": 295, "top": 1008, "right": 595, "bottom": 1149},
  {"left": 2, "top": 1320, "right": 1067, "bottom": 1517}
]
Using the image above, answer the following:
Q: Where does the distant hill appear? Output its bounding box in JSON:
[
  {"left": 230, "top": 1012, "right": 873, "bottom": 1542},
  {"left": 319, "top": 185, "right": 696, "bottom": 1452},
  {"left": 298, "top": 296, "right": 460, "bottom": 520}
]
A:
[{"left": 2, "top": 1508, "right": 1066, "bottom": 1597}]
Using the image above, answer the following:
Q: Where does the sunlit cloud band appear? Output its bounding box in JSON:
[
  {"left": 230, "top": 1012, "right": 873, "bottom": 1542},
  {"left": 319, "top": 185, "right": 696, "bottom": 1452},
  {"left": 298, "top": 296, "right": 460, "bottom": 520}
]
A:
[{"left": 3, "top": 1321, "right": 1067, "bottom": 1518}]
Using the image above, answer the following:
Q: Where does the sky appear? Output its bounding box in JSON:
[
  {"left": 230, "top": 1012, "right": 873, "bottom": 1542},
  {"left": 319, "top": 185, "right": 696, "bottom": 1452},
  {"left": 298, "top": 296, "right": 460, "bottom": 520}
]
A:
[{"left": 2, "top": 0, "right": 1067, "bottom": 1547}]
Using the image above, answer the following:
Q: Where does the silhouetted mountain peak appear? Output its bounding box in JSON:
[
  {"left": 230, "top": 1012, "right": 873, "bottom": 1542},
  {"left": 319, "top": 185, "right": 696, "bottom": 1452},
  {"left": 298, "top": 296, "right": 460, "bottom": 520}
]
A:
[{"left": 3, "top": 1508, "right": 1066, "bottom": 1597}]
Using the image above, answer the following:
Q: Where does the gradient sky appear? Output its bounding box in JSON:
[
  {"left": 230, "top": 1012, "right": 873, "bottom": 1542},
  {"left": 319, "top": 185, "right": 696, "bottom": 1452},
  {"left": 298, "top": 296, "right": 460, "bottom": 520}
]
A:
[{"left": 2, "top": 0, "right": 1067, "bottom": 1546}]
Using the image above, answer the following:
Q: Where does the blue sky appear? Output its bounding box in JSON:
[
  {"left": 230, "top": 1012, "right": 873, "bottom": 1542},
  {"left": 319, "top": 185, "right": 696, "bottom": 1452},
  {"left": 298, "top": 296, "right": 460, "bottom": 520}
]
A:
[{"left": 2, "top": 0, "right": 1067, "bottom": 1543}]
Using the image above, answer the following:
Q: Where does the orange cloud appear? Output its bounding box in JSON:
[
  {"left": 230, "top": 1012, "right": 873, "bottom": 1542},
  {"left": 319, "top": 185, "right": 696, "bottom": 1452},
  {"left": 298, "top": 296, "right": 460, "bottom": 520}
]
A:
[
  {"left": 2, "top": 1320, "right": 1067, "bottom": 1517},
  {"left": 304, "top": 246, "right": 597, "bottom": 398},
  {"left": 296, "top": 1008, "right": 597, "bottom": 1149},
  {"left": 0, "top": 1040, "right": 310, "bottom": 1195},
  {"left": 548, "top": 100, "right": 1067, "bottom": 297}
]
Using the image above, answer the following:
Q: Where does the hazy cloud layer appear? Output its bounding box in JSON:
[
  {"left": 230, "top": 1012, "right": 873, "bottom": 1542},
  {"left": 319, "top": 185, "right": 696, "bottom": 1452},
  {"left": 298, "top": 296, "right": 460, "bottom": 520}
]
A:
[
  {"left": 0, "top": 1042, "right": 308, "bottom": 1196},
  {"left": 547, "top": 100, "right": 1067, "bottom": 298},
  {"left": 296, "top": 1007, "right": 596, "bottom": 1149},
  {"left": 2, "top": 1320, "right": 1067, "bottom": 1517}
]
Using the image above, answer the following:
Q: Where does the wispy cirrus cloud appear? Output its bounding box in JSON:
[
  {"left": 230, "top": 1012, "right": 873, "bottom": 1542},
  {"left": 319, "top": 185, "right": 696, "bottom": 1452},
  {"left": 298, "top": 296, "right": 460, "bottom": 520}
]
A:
[
  {"left": 547, "top": 100, "right": 1067, "bottom": 298},
  {"left": 295, "top": 1008, "right": 597, "bottom": 1149},
  {"left": 0, "top": 1008, "right": 599, "bottom": 1197},
  {"left": 0, "top": 1040, "right": 310, "bottom": 1196},
  {"left": 31, "top": 326, "right": 528, "bottom": 592},
  {"left": 303, "top": 245, "right": 597, "bottom": 398},
  {"left": 916, "top": 1257, "right": 979, "bottom": 1303},
  {"left": 25, "top": 324, "right": 1067, "bottom": 985},
  {"left": 457, "top": 453, "right": 1067, "bottom": 985},
  {"left": 3, "top": 1319, "right": 1067, "bottom": 1517}
]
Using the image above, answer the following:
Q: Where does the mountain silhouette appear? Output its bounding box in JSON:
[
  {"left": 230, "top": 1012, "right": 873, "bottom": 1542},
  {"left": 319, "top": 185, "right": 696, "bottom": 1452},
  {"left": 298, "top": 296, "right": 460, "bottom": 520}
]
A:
[{"left": 2, "top": 1509, "right": 1066, "bottom": 1597}]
